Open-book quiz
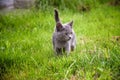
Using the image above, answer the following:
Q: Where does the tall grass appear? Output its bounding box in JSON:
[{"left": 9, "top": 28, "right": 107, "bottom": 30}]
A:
[
  {"left": 0, "top": 1, "right": 120, "bottom": 80},
  {"left": 35, "top": 0, "right": 100, "bottom": 11}
]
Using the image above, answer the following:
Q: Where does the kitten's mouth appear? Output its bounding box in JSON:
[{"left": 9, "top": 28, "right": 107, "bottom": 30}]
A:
[
  {"left": 68, "top": 37, "right": 71, "bottom": 41},
  {"left": 58, "top": 37, "right": 71, "bottom": 42},
  {"left": 65, "top": 38, "right": 71, "bottom": 41},
  {"left": 59, "top": 38, "right": 71, "bottom": 42},
  {"left": 67, "top": 38, "right": 71, "bottom": 41}
]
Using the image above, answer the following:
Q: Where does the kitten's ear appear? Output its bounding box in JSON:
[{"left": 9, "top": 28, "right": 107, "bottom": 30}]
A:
[
  {"left": 56, "top": 22, "right": 63, "bottom": 31},
  {"left": 68, "top": 20, "right": 73, "bottom": 27}
]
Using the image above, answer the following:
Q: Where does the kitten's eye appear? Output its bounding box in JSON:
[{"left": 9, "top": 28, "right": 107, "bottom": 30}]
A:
[{"left": 65, "top": 33, "right": 68, "bottom": 35}]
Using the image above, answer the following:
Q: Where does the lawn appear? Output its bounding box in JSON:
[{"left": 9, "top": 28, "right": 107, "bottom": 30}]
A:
[{"left": 0, "top": 1, "right": 120, "bottom": 80}]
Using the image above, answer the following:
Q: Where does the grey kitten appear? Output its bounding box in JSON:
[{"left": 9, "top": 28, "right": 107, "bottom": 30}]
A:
[{"left": 52, "top": 9, "right": 76, "bottom": 55}]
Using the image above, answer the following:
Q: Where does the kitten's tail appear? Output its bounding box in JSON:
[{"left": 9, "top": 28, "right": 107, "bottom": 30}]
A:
[{"left": 54, "top": 9, "right": 60, "bottom": 23}]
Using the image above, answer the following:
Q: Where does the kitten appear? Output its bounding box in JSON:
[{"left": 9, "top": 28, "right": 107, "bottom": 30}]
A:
[{"left": 52, "top": 9, "right": 76, "bottom": 55}]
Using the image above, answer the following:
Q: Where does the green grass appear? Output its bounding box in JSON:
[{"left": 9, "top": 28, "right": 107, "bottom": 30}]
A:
[{"left": 0, "top": 4, "right": 120, "bottom": 80}]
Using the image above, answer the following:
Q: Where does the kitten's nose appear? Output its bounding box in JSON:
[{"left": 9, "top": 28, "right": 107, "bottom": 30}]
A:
[
  {"left": 69, "top": 37, "right": 71, "bottom": 40},
  {"left": 68, "top": 35, "right": 72, "bottom": 40}
]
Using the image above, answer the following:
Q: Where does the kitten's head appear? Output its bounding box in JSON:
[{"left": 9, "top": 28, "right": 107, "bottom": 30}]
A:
[{"left": 54, "top": 9, "right": 74, "bottom": 42}]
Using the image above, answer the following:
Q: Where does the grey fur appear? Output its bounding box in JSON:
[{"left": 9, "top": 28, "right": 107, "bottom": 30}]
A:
[{"left": 52, "top": 9, "right": 76, "bottom": 55}]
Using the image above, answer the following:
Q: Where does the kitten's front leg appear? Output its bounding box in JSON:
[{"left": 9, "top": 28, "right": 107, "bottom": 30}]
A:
[
  {"left": 55, "top": 48, "right": 62, "bottom": 55},
  {"left": 65, "top": 42, "right": 71, "bottom": 56}
]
